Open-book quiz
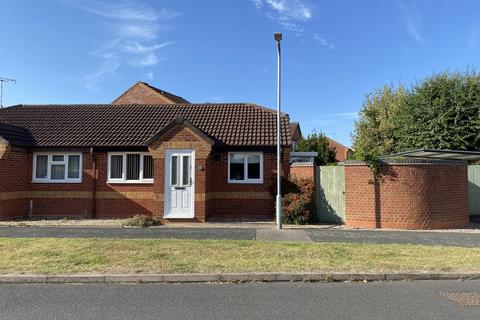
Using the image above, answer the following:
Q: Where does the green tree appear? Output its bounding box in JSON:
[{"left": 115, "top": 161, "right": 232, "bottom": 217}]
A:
[
  {"left": 297, "top": 131, "right": 337, "bottom": 165},
  {"left": 352, "top": 70, "right": 480, "bottom": 157},
  {"left": 352, "top": 85, "right": 406, "bottom": 158},
  {"left": 395, "top": 71, "right": 480, "bottom": 151}
]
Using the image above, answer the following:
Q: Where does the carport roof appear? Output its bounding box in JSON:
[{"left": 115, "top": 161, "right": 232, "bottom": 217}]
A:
[{"left": 384, "top": 149, "right": 480, "bottom": 161}]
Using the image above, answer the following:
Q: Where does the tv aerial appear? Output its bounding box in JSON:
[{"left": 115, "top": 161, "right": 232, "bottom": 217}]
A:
[{"left": 0, "top": 77, "right": 17, "bottom": 108}]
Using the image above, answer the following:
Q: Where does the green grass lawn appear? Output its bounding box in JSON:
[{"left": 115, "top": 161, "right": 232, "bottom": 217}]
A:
[{"left": 1, "top": 238, "right": 479, "bottom": 275}]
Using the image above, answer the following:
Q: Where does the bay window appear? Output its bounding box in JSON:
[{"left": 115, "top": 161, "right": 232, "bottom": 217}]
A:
[
  {"left": 108, "top": 153, "right": 154, "bottom": 183},
  {"left": 228, "top": 152, "right": 263, "bottom": 183},
  {"left": 33, "top": 153, "right": 82, "bottom": 183}
]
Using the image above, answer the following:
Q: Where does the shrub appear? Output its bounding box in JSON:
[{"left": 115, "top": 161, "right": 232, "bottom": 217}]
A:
[
  {"left": 282, "top": 177, "right": 315, "bottom": 225},
  {"left": 123, "top": 215, "right": 159, "bottom": 228}
]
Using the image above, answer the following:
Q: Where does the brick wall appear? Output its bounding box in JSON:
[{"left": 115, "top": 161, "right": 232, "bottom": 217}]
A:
[
  {"left": 0, "top": 147, "right": 30, "bottom": 219},
  {"left": 113, "top": 83, "right": 177, "bottom": 105},
  {"left": 205, "top": 150, "right": 290, "bottom": 220},
  {"left": 344, "top": 162, "right": 469, "bottom": 229},
  {"left": 290, "top": 164, "right": 315, "bottom": 180}
]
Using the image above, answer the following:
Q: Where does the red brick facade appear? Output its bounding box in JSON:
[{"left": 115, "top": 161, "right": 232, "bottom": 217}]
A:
[
  {"left": 112, "top": 82, "right": 188, "bottom": 105},
  {"left": 344, "top": 162, "right": 469, "bottom": 229},
  {"left": 0, "top": 146, "right": 30, "bottom": 219},
  {"left": 0, "top": 126, "right": 290, "bottom": 222},
  {"left": 290, "top": 164, "right": 315, "bottom": 180}
]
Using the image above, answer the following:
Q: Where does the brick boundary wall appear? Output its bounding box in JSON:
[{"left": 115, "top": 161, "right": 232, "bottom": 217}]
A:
[
  {"left": 344, "top": 160, "right": 469, "bottom": 230},
  {"left": 290, "top": 164, "right": 315, "bottom": 180}
]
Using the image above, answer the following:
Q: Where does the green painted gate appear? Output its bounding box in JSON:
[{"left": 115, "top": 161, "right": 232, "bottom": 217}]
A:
[
  {"left": 468, "top": 165, "right": 480, "bottom": 217},
  {"left": 315, "top": 166, "right": 345, "bottom": 224}
]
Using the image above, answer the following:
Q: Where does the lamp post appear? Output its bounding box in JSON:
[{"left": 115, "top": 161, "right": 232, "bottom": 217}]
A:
[{"left": 274, "top": 32, "right": 282, "bottom": 230}]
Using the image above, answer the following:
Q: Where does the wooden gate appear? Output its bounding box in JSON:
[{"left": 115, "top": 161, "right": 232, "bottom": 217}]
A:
[{"left": 315, "top": 166, "right": 345, "bottom": 223}]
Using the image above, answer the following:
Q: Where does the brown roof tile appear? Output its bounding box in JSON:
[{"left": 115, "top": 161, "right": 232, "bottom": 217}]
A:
[{"left": 0, "top": 104, "right": 291, "bottom": 148}]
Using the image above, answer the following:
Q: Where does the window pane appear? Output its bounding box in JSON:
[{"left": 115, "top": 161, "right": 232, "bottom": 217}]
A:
[
  {"left": 110, "top": 155, "right": 123, "bottom": 179},
  {"left": 51, "top": 164, "right": 65, "bottom": 180},
  {"left": 182, "top": 156, "right": 190, "bottom": 186},
  {"left": 35, "top": 155, "right": 48, "bottom": 179},
  {"left": 126, "top": 154, "right": 140, "bottom": 180},
  {"left": 143, "top": 155, "right": 153, "bottom": 180},
  {"left": 171, "top": 156, "right": 178, "bottom": 185},
  {"left": 229, "top": 153, "right": 245, "bottom": 180},
  {"left": 247, "top": 155, "right": 261, "bottom": 179},
  {"left": 68, "top": 155, "right": 80, "bottom": 179},
  {"left": 52, "top": 155, "right": 64, "bottom": 162}
]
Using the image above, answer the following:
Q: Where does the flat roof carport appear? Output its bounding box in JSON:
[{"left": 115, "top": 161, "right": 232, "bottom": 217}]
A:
[{"left": 384, "top": 149, "right": 480, "bottom": 161}]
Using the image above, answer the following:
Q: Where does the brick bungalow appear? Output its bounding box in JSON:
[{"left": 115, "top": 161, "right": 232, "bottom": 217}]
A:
[{"left": 0, "top": 103, "right": 291, "bottom": 222}]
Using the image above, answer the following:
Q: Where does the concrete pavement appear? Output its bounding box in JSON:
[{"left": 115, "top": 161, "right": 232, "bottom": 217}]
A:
[
  {"left": 1, "top": 225, "right": 480, "bottom": 247},
  {"left": 0, "top": 281, "right": 478, "bottom": 320}
]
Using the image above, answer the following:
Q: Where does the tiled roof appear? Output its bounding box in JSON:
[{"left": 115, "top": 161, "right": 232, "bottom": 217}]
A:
[
  {"left": 0, "top": 104, "right": 291, "bottom": 148},
  {"left": 0, "top": 123, "right": 33, "bottom": 147},
  {"left": 289, "top": 122, "right": 301, "bottom": 139}
]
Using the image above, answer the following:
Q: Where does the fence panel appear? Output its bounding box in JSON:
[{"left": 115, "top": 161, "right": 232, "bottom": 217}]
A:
[
  {"left": 315, "top": 166, "right": 345, "bottom": 223},
  {"left": 468, "top": 165, "right": 480, "bottom": 217}
]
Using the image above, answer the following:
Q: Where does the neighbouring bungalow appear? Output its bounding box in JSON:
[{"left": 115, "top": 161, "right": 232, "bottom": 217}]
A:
[
  {"left": 289, "top": 122, "right": 353, "bottom": 162},
  {"left": 0, "top": 84, "right": 291, "bottom": 223}
]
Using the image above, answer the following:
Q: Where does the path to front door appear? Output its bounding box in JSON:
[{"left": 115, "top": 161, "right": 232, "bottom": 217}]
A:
[{"left": 164, "top": 149, "right": 195, "bottom": 219}]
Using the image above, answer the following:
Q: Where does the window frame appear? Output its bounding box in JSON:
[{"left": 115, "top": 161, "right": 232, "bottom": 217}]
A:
[
  {"left": 227, "top": 152, "right": 264, "bottom": 184},
  {"left": 107, "top": 152, "right": 154, "bottom": 184},
  {"left": 169, "top": 154, "right": 192, "bottom": 187},
  {"left": 32, "top": 152, "right": 83, "bottom": 183}
]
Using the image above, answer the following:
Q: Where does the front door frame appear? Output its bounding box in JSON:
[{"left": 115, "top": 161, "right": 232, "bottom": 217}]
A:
[{"left": 164, "top": 149, "right": 195, "bottom": 219}]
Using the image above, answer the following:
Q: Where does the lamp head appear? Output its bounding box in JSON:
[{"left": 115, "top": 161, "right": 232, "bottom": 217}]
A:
[{"left": 274, "top": 32, "right": 282, "bottom": 42}]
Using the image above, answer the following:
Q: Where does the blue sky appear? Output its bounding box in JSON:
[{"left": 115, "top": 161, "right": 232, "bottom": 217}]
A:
[{"left": 1, "top": 0, "right": 480, "bottom": 146}]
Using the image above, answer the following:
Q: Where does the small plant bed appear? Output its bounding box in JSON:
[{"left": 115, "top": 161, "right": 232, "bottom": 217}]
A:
[
  {"left": 122, "top": 215, "right": 159, "bottom": 228},
  {"left": 1, "top": 238, "right": 480, "bottom": 275}
]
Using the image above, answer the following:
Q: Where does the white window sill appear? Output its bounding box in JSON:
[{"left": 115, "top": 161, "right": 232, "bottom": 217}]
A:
[
  {"left": 107, "top": 180, "right": 154, "bottom": 184},
  {"left": 32, "top": 180, "right": 82, "bottom": 184},
  {"left": 228, "top": 180, "right": 263, "bottom": 184}
]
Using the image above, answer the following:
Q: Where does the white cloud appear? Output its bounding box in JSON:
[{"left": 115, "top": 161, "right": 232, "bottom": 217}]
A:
[
  {"left": 252, "top": 0, "right": 314, "bottom": 32},
  {"left": 251, "top": 0, "right": 263, "bottom": 9},
  {"left": 398, "top": 1, "right": 424, "bottom": 44},
  {"left": 313, "top": 34, "right": 335, "bottom": 50},
  {"left": 62, "top": 0, "right": 179, "bottom": 90},
  {"left": 145, "top": 70, "right": 154, "bottom": 80},
  {"left": 312, "top": 112, "right": 359, "bottom": 120},
  {"left": 138, "top": 53, "right": 160, "bottom": 66},
  {"left": 122, "top": 41, "right": 175, "bottom": 54}
]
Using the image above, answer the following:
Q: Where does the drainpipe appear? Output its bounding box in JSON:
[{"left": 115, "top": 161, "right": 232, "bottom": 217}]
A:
[{"left": 90, "top": 147, "right": 96, "bottom": 218}]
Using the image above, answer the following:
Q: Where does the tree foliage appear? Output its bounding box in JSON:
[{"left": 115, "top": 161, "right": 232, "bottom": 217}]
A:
[
  {"left": 352, "top": 85, "right": 406, "bottom": 158},
  {"left": 352, "top": 71, "right": 480, "bottom": 157},
  {"left": 296, "top": 131, "right": 337, "bottom": 165}
]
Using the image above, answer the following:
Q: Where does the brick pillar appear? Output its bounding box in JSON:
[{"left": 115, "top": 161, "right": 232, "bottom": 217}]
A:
[
  {"left": 153, "top": 157, "right": 165, "bottom": 221},
  {"left": 195, "top": 158, "right": 207, "bottom": 222}
]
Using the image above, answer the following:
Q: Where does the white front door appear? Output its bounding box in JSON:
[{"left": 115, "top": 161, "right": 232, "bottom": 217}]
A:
[{"left": 164, "top": 150, "right": 195, "bottom": 219}]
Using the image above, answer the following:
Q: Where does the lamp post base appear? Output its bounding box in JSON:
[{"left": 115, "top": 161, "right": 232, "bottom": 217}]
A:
[{"left": 276, "top": 195, "right": 283, "bottom": 230}]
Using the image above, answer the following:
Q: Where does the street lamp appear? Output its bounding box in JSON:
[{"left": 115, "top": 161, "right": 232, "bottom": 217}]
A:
[{"left": 274, "top": 32, "right": 282, "bottom": 230}]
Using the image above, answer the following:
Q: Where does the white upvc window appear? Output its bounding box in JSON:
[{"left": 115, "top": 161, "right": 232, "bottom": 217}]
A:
[
  {"left": 107, "top": 152, "right": 154, "bottom": 183},
  {"left": 228, "top": 152, "right": 263, "bottom": 184},
  {"left": 32, "top": 153, "right": 82, "bottom": 183}
]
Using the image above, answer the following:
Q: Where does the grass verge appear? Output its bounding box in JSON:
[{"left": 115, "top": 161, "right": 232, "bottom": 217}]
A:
[{"left": 1, "top": 238, "right": 479, "bottom": 275}]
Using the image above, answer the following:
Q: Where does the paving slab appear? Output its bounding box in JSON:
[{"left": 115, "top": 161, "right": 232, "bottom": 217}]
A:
[{"left": 256, "top": 229, "right": 312, "bottom": 242}]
